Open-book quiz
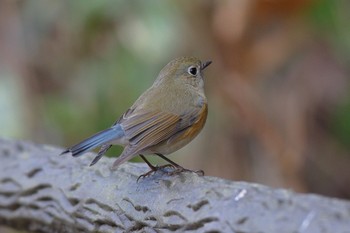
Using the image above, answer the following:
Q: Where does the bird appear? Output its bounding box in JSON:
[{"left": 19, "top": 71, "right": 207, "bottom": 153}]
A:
[{"left": 60, "top": 56, "right": 212, "bottom": 179}]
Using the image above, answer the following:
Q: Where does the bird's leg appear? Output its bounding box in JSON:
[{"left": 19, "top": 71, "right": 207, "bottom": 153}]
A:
[
  {"left": 137, "top": 154, "right": 175, "bottom": 181},
  {"left": 137, "top": 155, "right": 156, "bottom": 181},
  {"left": 155, "top": 153, "right": 204, "bottom": 176},
  {"left": 137, "top": 153, "right": 204, "bottom": 181},
  {"left": 139, "top": 154, "right": 157, "bottom": 171}
]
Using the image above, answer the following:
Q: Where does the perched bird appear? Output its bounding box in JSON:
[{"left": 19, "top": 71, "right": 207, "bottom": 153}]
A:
[{"left": 61, "top": 56, "right": 212, "bottom": 178}]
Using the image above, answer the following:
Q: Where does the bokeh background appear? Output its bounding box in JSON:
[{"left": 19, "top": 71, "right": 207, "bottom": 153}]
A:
[{"left": 1, "top": 0, "right": 350, "bottom": 200}]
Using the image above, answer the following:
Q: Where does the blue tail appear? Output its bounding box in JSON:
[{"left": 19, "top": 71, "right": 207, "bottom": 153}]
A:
[{"left": 60, "top": 124, "right": 124, "bottom": 157}]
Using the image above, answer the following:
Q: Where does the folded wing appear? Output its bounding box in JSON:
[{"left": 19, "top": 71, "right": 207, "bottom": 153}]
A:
[{"left": 111, "top": 104, "right": 205, "bottom": 168}]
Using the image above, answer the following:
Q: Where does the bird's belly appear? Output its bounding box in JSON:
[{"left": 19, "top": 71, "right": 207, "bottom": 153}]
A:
[{"left": 151, "top": 132, "right": 195, "bottom": 155}]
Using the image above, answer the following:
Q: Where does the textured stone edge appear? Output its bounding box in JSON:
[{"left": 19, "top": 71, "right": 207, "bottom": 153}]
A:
[{"left": 0, "top": 138, "right": 350, "bottom": 233}]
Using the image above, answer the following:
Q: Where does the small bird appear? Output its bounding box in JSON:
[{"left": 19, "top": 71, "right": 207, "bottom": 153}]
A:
[{"left": 61, "top": 56, "right": 211, "bottom": 179}]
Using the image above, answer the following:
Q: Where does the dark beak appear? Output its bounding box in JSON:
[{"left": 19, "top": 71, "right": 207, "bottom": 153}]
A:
[{"left": 201, "top": 60, "right": 212, "bottom": 70}]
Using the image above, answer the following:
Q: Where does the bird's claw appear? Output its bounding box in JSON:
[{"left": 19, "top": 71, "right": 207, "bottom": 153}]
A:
[
  {"left": 167, "top": 167, "right": 205, "bottom": 176},
  {"left": 137, "top": 165, "right": 204, "bottom": 182},
  {"left": 137, "top": 164, "right": 176, "bottom": 182}
]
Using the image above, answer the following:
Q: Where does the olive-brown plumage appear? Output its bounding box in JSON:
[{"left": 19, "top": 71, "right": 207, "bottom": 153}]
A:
[{"left": 61, "top": 56, "right": 211, "bottom": 177}]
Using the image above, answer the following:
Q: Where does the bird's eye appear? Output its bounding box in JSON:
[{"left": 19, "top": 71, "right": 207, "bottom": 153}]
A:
[{"left": 188, "top": 66, "right": 198, "bottom": 76}]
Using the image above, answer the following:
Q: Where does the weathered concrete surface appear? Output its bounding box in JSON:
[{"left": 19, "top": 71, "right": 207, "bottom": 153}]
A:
[{"left": 0, "top": 138, "right": 349, "bottom": 233}]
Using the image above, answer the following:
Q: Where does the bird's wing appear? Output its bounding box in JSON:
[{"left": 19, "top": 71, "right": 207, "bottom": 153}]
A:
[
  {"left": 166, "top": 103, "right": 208, "bottom": 146},
  {"left": 111, "top": 105, "right": 205, "bottom": 168},
  {"left": 122, "top": 111, "right": 180, "bottom": 150}
]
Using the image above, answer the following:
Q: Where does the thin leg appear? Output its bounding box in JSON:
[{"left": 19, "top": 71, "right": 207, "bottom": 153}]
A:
[
  {"left": 155, "top": 153, "right": 205, "bottom": 176},
  {"left": 155, "top": 153, "right": 183, "bottom": 168},
  {"left": 139, "top": 154, "right": 156, "bottom": 170},
  {"left": 137, "top": 154, "right": 175, "bottom": 182}
]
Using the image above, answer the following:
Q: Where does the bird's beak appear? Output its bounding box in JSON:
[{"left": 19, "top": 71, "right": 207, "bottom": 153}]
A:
[{"left": 201, "top": 60, "right": 212, "bottom": 70}]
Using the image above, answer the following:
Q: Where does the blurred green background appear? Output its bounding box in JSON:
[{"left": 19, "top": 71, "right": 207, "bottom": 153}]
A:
[{"left": 1, "top": 0, "right": 350, "bottom": 199}]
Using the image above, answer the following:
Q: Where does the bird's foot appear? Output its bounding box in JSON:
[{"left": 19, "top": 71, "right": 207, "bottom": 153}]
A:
[
  {"left": 167, "top": 167, "right": 205, "bottom": 176},
  {"left": 137, "top": 164, "right": 175, "bottom": 182},
  {"left": 137, "top": 164, "right": 204, "bottom": 181}
]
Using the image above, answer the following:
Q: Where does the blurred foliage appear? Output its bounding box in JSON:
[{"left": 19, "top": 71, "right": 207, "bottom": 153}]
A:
[
  {"left": 308, "top": 0, "right": 350, "bottom": 61},
  {"left": 0, "top": 0, "right": 350, "bottom": 201},
  {"left": 332, "top": 96, "right": 350, "bottom": 149},
  {"left": 306, "top": 0, "right": 350, "bottom": 149}
]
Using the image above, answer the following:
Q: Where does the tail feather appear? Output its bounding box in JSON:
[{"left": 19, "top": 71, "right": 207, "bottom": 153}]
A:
[
  {"left": 89, "top": 144, "right": 112, "bottom": 166},
  {"left": 61, "top": 124, "right": 124, "bottom": 157}
]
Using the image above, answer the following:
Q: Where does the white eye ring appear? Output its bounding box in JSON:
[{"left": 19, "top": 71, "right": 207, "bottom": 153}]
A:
[{"left": 187, "top": 66, "right": 198, "bottom": 76}]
